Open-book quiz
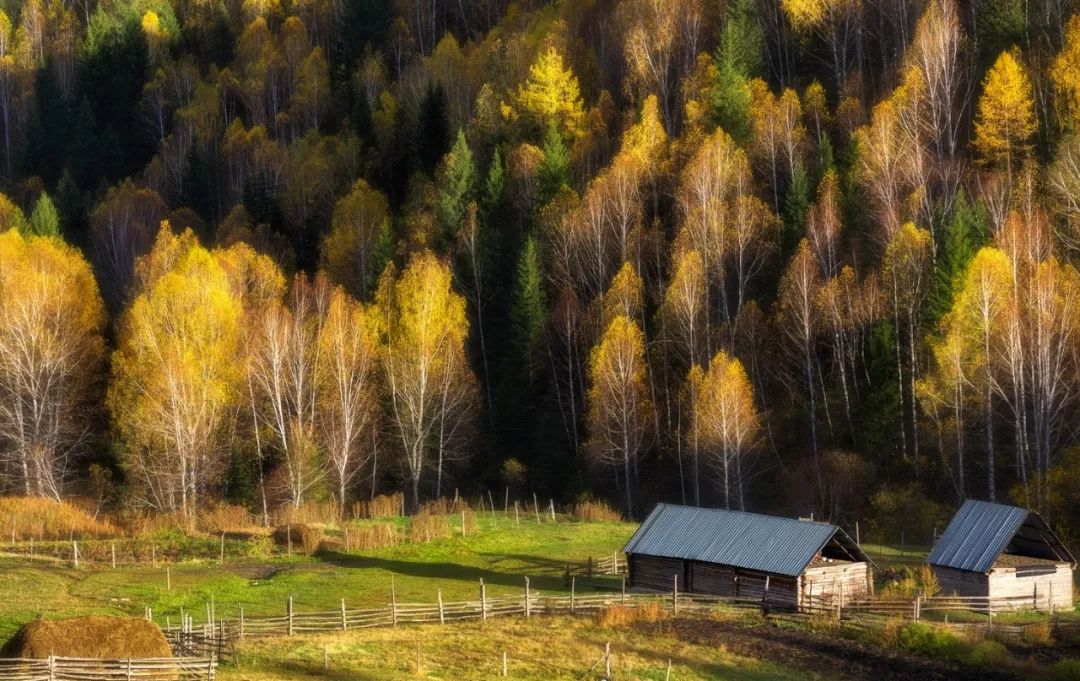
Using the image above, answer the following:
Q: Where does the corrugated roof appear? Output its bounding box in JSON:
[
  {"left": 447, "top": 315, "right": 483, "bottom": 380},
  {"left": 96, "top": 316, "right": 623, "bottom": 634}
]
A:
[
  {"left": 928, "top": 500, "right": 1031, "bottom": 573},
  {"left": 621, "top": 504, "right": 862, "bottom": 577}
]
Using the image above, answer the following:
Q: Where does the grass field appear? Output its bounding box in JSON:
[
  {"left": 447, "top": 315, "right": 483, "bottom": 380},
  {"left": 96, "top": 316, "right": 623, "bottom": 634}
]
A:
[{"left": 0, "top": 515, "right": 635, "bottom": 640}]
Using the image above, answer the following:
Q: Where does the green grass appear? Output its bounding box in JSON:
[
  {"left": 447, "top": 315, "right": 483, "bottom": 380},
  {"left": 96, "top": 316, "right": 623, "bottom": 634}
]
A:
[
  {"left": 223, "top": 615, "right": 813, "bottom": 681},
  {"left": 0, "top": 515, "right": 635, "bottom": 640}
]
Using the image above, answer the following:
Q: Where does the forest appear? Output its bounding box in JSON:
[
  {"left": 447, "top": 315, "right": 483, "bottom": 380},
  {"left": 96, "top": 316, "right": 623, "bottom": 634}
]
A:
[{"left": 0, "top": 0, "right": 1079, "bottom": 542}]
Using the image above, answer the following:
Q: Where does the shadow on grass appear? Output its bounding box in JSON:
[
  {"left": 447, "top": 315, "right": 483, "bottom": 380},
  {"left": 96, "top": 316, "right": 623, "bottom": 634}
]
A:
[
  {"left": 319, "top": 551, "right": 618, "bottom": 593},
  {"left": 274, "top": 660, "right": 383, "bottom": 680}
]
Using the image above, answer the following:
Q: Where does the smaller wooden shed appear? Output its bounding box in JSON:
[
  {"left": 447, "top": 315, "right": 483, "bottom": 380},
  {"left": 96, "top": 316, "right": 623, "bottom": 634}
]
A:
[
  {"left": 929, "top": 500, "right": 1076, "bottom": 611},
  {"left": 623, "top": 504, "right": 873, "bottom": 610}
]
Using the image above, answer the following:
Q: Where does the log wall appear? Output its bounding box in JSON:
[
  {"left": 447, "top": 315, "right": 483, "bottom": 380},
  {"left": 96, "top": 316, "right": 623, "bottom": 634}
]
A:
[
  {"left": 802, "top": 561, "right": 873, "bottom": 607},
  {"left": 628, "top": 554, "right": 684, "bottom": 591},
  {"left": 987, "top": 564, "right": 1074, "bottom": 610}
]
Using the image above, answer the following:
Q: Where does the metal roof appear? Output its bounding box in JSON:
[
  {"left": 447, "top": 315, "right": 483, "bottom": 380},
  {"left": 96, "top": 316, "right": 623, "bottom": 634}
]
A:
[
  {"left": 928, "top": 499, "right": 1077, "bottom": 573},
  {"left": 622, "top": 503, "right": 867, "bottom": 577}
]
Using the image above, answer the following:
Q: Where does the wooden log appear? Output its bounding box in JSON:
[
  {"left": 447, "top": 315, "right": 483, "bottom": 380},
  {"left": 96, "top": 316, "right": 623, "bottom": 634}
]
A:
[
  {"left": 437, "top": 590, "right": 444, "bottom": 624},
  {"left": 673, "top": 574, "right": 679, "bottom": 615},
  {"left": 480, "top": 578, "right": 487, "bottom": 620},
  {"left": 341, "top": 598, "right": 347, "bottom": 630},
  {"left": 524, "top": 577, "right": 531, "bottom": 618}
]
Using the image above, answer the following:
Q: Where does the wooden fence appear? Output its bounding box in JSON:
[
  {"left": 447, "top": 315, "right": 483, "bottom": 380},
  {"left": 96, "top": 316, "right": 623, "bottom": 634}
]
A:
[{"left": 0, "top": 656, "right": 217, "bottom": 680}]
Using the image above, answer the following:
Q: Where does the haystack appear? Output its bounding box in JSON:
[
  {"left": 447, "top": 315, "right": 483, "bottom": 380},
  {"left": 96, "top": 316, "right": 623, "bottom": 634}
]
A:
[{"left": 1, "top": 616, "right": 171, "bottom": 659}]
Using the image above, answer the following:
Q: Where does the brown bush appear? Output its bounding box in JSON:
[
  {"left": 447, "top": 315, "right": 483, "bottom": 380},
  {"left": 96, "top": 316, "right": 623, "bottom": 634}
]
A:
[
  {"left": 272, "top": 523, "right": 324, "bottom": 554},
  {"left": 1, "top": 616, "right": 171, "bottom": 659},
  {"left": 351, "top": 493, "right": 404, "bottom": 519},
  {"left": 197, "top": 504, "right": 260, "bottom": 534},
  {"left": 408, "top": 513, "right": 451, "bottom": 543},
  {"left": 0, "top": 497, "right": 120, "bottom": 541},
  {"left": 571, "top": 500, "right": 623, "bottom": 522},
  {"left": 344, "top": 523, "right": 399, "bottom": 550},
  {"left": 419, "top": 497, "right": 471, "bottom": 516},
  {"left": 595, "top": 602, "right": 665, "bottom": 627},
  {"left": 271, "top": 502, "right": 342, "bottom": 527}
]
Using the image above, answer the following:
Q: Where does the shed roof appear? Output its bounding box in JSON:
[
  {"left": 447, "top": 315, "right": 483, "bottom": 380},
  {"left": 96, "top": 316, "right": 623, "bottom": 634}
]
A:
[
  {"left": 622, "top": 504, "right": 869, "bottom": 578},
  {"left": 928, "top": 500, "right": 1076, "bottom": 574}
]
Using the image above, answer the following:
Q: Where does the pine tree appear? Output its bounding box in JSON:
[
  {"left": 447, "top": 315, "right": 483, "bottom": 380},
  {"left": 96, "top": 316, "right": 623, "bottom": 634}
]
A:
[
  {"left": 27, "top": 192, "right": 60, "bottom": 238},
  {"left": 538, "top": 122, "right": 571, "bottom": 203},
  {"left": 783, "top": 161, "right": 810, "bottom": 259},
  {"left": 925, "top": 191, "right": 989, "bottom": 327},
  {"left": 436, "top": 129, "right": 476, "bottom": 247},
  {"left": 510, "top": 236, "right": 546, "bottom": 378}
]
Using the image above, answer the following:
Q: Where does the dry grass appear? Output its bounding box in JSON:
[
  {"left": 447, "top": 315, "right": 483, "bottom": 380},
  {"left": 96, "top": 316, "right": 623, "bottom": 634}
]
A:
[
  {"left": 197, "top": 504, "right": 262, "bottom": 534},
  {"left": 878, "top": 565, "right": 940, "bottom": 599},
  {"left": 419, "top": 497, "right": 471, "bottom": 515},
  {"left": 342, "top": 523, "right": 398, "bottom": 550},
  {"left": 272, "top": 524, "right": 324, "bottom": 554},
  {"left": 571, "top": 500, "right": 622, "bottom": 522},
  {"left": 351, "top": 493, "right": 403, "bottom": 519},
  {"left": 408, "top": 513, "right": 451, "bottom": 543},
  {"left": 271, "top": 502, "right": 342, "bottom": 527},
  {"left": 1021, "top": 620, "right": 1055, "bottom": 646},
  {"left": 0, "top": 616, "right": 171, "bottom": 659},
  {"left": 0, "top": 497, "right": 119, "bottom": 541},
  {"left": 595, "top": 602, "right": 666, "bottom": 627}
]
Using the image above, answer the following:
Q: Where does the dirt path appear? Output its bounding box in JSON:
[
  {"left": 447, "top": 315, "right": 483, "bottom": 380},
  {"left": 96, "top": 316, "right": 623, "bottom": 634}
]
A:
[{"left": 668, "top": 617, "right": 1025, "bottom": 681}]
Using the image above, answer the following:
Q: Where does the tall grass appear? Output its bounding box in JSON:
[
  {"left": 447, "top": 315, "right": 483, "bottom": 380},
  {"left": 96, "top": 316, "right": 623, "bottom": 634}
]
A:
[
  {"left": 0, "top": 497, "right": 119, "bottom": 541},
  {"left": 352, "top": 493, "right": 404, "bottom": 519},
  {"left": 572, "top": 500, "right": 623, "bottom": 522}
]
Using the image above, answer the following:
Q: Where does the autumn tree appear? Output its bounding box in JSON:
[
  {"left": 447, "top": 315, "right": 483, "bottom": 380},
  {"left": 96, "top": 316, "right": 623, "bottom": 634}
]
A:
[
  {"left": 512, "top": 46, "right": 585, "bottom": 140},
  {"left": 587, "top": 315, "right": 652, "bottom": 516},
  {"left": 110, "top": 226, "right": 244, "bottom": 516},
  {"left": 0, "top": 229, "right": 105, "bottom": 499},
  {"left": 378, "top": 252, "right": 474, "bottom": 509},
  {"left": 321, "top": 179, "right": 393, "bottom": 299},
  {"left": 694, "top": 351, "right": 760, "bottom": 509},
  {"left": 974, "top": 48, "right": 1036, "bottom": 177},
  {"left": 316, "top": 286, "right": 381, "bottom": 509}
]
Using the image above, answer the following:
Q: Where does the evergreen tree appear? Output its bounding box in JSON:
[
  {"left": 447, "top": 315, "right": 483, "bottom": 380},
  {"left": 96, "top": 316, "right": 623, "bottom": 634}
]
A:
[
  {"left": 510, "top": 236, "right": 546, "bottom": 378},
  {"left": 925, "top": 191, "right": 990, "bottom": 327},
  {"left": 783, "top": 161, "right": 810, "bottom": 260},
  {"left": 27, "top": 192, "right": 61, "bottom": 238},
  {"left": 538, "top": 122, "right": 571, "bottom": 204},
  {"left": 481, "top": 147, "right": 505, "bottom": 220},
  {"left": 436, "top": 129, "right": 476, "bottom": 246},
  {"left": 707, "top": 0, "right": 762, "bottom": 142}
]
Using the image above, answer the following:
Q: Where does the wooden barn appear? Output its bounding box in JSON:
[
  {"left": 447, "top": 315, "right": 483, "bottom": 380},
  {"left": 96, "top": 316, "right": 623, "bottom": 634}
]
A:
[
  {"left": 929, "top": 500, "right": 1076, "bottom": 611},
  {"left": 623, "top": 504, "right": 873, "bottom": 610}
]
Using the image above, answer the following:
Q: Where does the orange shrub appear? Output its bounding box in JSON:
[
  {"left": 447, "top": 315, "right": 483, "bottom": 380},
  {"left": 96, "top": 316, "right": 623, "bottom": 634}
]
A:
[
  {"left": 572, "top": 500, "right": 623, "bottom": 522},
  {"left": 0, "top": 496, "right": 119, "bottom": 541},
  {"left": 596, "top": 602, "right": 665, "bottom": 627},
  {"left": 352, "top": 493, "right": 404, "bottom": 519}
]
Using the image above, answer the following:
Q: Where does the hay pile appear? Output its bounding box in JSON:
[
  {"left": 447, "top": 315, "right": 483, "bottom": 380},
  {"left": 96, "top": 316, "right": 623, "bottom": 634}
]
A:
[
  {"left": 272, "top": 523, "right": 324, "bottom": 554},
  {"left": 1, "top": 616, "right": 171, "bottom": 659}
]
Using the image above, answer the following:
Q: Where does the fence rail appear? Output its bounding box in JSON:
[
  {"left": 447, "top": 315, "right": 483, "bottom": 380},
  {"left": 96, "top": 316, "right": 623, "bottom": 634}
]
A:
[{"left": 0, "top": 656, "right": 216, "bottom": 681}]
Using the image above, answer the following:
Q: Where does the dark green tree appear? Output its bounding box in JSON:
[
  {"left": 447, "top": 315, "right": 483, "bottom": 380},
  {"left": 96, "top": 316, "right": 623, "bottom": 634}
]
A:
[
  {"left": 538, "top": 122, "right": 571, "bottom": 203},
  {"left": 436, "top": 129, "right": 476, "bottom": 247},
  {"left": 925, "top": 191, "right": 990, "bottom": 327}
]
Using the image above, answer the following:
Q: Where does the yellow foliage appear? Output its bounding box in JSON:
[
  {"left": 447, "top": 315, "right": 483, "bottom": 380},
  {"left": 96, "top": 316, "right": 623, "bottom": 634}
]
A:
[
  {"left": 109, "top": 224, "right": 245, "bottom": 516},
  {"left": 513, "top": 46, "right": 585, "bottom": 139},
  {"left": 1052, "top": 17, "right": 1080, "bottom": 130},
  {"left": 974, "top": 48, "right": 1036, "bottom": 169}
]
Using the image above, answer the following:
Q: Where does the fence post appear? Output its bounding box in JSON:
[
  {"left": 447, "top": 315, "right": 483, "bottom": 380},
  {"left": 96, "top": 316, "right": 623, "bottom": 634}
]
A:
[
  {"left": 549, "top": 499, "right": 556, "bottom": 522},
  {"left": 48, "top": 654, "right": 55, "bottom": 681},
  {"left": 571, "top": 576, "right": 576, "bottom": 614},
  {"left": 287, "top": 525, "right": 292, "bottom": 556},
  {"left": 761, "top": 576, "right": 769, "bottom": 617},
  {"left": 621, "top": 574, "right": 627, "bottom": 604},
  {"left": 611, "top": 551, "right": 617, "bottom": 575},
  {"left": 238, "top": 606, "right": 244, "bottom": 640},
  {"left": 480, "top": 578, "right": 487, "bottom": 620},
  {"left": 166, "top": 566, "right": 171, "bottom": 591},
  {"left": 605, "top": 642, "right": 611, "bottom": 677},
  {"left": 502, "top": 650, "right": 508, "bottom": 677},
  {"left": 72, "top": 540, "right": 78, "bottom": 569},
  {"left": 1033, "top": 583, "right": 1038, "bottom": 611},
  {"left": 220, "top": 532, "right": 225, "bottom": 565},
  {"left": 287, "top": 596, "right": 294, "bottom": 636},
  {"left": 533, "top": 493, "right": 541, "bottom": 524},
  {"left": 588, "top": 557, "right": 593, "bottom": 581},
  {"left": 111, "top": 542, "right": 116, "bottom": 569},
  {"left": 341, "top": 598, "right": 347, "bottom": 630},
  {"left": 126, "top": 657, "right": 133, "bottom": 681},
  {"left": 673, "top": 574, "right": 679, "bottom": 615},
  {"left": 914, "top": 592, "right": 920, "bottom": 621},
  {"left": 391, "top": 576, "right": 398, "bottom": 627},
  {"left": 514, "top": 502, "right": 520, "bottom": 527},
  {"left": 437, "top": 589, "right": 445, "bottom": 625},
  {"left": 524, "top": 577, "right": 531, "bottom": 618}
]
